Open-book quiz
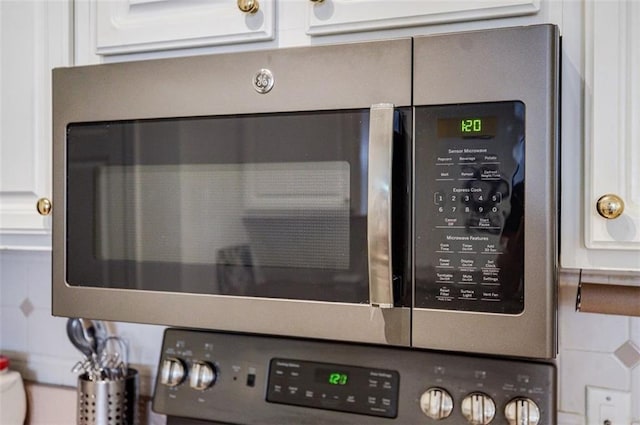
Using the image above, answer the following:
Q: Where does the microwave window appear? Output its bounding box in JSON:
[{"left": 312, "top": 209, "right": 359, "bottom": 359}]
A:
[
  {"left": 65, "top": 109, "right": 412, "bottom": 304},
  {"left": 95, "top": 162, "right": 350, "bottom": 269}
]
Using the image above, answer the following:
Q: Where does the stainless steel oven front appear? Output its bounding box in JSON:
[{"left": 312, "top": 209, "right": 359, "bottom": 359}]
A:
[{"left": 53, "top": 25, "right": 558, "bottom": 360}]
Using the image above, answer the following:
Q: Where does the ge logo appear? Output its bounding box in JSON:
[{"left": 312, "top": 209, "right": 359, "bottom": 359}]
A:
[{"left": 253, "top": 69, "right": 274, "bottom": 94}]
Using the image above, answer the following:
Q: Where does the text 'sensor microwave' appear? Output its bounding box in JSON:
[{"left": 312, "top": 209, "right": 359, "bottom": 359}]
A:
[{"left": 52, "top": 25, "right": 559, "bottom": 359}]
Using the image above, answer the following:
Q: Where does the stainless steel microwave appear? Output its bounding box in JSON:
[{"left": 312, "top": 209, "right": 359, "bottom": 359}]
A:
[{"left": 52, "top": 25, "right": 559, "bottom": 359}]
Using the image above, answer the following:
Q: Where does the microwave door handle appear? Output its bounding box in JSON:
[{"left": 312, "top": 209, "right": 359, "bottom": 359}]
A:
[{"left": 367, "top": 103, "right": 395, "bottom": 308}]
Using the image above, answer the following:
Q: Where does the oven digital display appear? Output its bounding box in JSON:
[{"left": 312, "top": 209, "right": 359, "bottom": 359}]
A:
[
  {"left": 267, "top": 358, "right": 399, "bottom": 418},
  {"left": 315, "top": 369, "right": 349, "bottom": 386}
]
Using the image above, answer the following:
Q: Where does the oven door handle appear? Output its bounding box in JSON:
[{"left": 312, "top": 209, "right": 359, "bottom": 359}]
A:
[{"left": 367, "top": 103, "right": 395, "bottom": 308}]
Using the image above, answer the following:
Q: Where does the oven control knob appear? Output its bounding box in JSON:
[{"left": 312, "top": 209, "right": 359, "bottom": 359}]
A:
[
  {"left": 160, "top": 357, "right": 187, "bottom": 387},
  {"left": 189, "top": 361, "right": 217, "bottom": 391},
  {"left": 420, "top": 387, "right": 453, "bottom": 420},
  {"left": 461, "top": 392, "right": 496, "bottom": 425},
  {"left": 505, "top": 398, "right": 540, "bottom": 425}
]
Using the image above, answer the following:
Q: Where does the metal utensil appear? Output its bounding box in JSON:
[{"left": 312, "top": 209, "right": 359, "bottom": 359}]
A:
[
  {"left": 93, "top": 320, "right": 108, "bottom": 348},
  {"left": 78, "top": 318, "right": 99, "bottom": 357},
  {"left": 66, "top": 318, "right": 93, "bottom": 358},
  {"left": 98, "top": 336, "right": 129, "bottom": 380},
  {"left": 67, "top": 317, "right": 113, "bottom": 381}
]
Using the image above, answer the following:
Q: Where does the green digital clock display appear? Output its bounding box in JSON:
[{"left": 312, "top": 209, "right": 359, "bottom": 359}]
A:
[
  {"left": 437, "top": 116, "right": 497, "bottom": 138},
  {"left": 461, "top": 118, "right": 482, "bottom": 133},
  {"left": 328, "top": 372, "right": 348, "bottom": 385},
  {"left": 315, "top": 368, "right": 349, "bottom": 386}
]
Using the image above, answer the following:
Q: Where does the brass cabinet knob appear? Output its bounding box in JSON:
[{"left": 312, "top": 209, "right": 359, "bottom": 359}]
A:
[
  {"left": 237, "top": 0, "right": 259, "bottom": 14},
  {"left": 596, "top": 194, "right": 625, "bottom": 219},
  {"left": 36, "top": 198, "right": 52, "bottom": 216}
]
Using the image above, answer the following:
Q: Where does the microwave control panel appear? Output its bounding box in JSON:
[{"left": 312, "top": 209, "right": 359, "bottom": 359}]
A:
[{"left": 414, "top": 101, "right": 525, "bottom": 314}]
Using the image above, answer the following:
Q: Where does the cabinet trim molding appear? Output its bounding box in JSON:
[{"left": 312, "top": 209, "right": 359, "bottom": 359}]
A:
[
  {"left": 306, "top": 0, "right": 540, "bottom": 36},
  {"left": 95, "top": 0, "right": 275, "bottom": 55}
]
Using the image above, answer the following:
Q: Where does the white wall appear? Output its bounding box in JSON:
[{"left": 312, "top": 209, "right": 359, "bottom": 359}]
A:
[
  {"left": 0, "top": 250, "right": 165, "bottom": 395},
  {"left": 1, "top": 250, "right": 640, "bottom": 423},
  {"left": 557, "top": 271, "right": 640, "bottom": 423}
]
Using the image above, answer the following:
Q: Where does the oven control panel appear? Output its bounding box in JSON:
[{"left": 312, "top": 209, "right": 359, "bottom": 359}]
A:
[
  {"left": 153, "top": 329, "right": 556, "bottom": 424},
  {"left": 266, "top": 359, "right": 399, "bottom": 418}
]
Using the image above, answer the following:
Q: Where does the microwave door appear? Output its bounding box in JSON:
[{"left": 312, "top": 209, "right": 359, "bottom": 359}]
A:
[
  {"left": 53, "top": 38, "right": 413, "bottom": 346},
  {"left": 60, "top": 110, "right": 411, "bottom": 346}
]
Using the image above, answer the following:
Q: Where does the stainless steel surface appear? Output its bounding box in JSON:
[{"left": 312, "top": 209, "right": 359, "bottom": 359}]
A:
[
  {"left": 56, "top": 295, "right": 411, "bottom": 347},
  {"left": 69, "top": 320, "right": 128, "bottom": 382},
  {"left": 367, "top": 103, "right": 395, "bottom": 309},
  {"left": 596, "top": 193, "right": 625, "bottom": 219},
  {"left": 78, "top": 369, "right": 138, "bottom": 425},
  {"left": 160, "top": 358, "right": 187, "bottom": 388},
  {"left": 78, "top": 318, "right": 100, "bottom": 357},
  {"left": 252, "top": 68, "right": 274, "bottom": 93},
  {"left": 68, "top": 319, "right": 107, "bottom": 359},
  {"left": 52, "top": 38, "right": 412, "bottom": 347},
  {"left": 53, "top": 27, "right": 558, "bottom": 358},
  {"left": 52, "top": 38, "right": 411, "bottom": 120},
  {"left": 411, "top": 24, "right": 559, "bottom": 358},
  {"left": 461, "top": 393, "right": 496, "bottom": 425},
  {"left": 419, "top": 388, "right": 453, "bottom": 420},
  {"left": 153, "top": 329, "right": 557, "bottom": 425},
  {"left": 67, "top": 318, "right": 93, "bottom": 358},
  {"left": 188, "top": 362, "right": 217, "bottom": 391},
  {"left": 505, "top": 398, "right": 541, "bottom": 425}
]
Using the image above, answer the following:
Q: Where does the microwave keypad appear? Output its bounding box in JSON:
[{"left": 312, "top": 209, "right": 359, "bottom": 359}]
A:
[{"left": 414, "top": 102, "right": 525, "bottom": 314}]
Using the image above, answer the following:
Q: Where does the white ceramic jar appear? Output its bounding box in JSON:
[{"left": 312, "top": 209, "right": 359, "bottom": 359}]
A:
[{"left": 0, "top": 356, "right": 27, "bottom": 425}]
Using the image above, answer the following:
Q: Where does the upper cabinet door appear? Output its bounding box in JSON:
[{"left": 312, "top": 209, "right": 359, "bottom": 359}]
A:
[
  {"left": 583, "top": 0, "right": 640, "bottom": 270},
  {"left": 94, "top": 0, "right": 274, "bottom": 55},
  {"left": 305, "top": 0, "right": 539, "bottom": 36},
  {"left": 0, "top": 1, "right": 71, "bottom": 249}
]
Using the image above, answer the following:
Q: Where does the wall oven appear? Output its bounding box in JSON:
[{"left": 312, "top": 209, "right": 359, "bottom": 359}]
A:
[{"left": 53, "top": 24, "right": 558, "bottom": 364}]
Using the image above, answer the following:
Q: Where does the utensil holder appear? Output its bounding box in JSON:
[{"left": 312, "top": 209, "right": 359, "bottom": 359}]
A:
[{"left": 77, "top": 368, "right": 139, "bottom": 425}]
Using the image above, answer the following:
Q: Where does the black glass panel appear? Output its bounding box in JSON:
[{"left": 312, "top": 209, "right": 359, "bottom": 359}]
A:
[
  {"left": 66, "top": 109, "right": 411, "bottom": 304},
  {"left": 414, "top": 102, "right": 525, "bottom": 314}
]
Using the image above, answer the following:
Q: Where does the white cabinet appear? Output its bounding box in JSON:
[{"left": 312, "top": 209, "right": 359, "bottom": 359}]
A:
[
  {"left": 82, "top": 0, "right": 274, "bottom": 57},
  {"left": 78, "top": 0, "right": 557, "bottom": 62},
  {"left": 561, "top": 0, "right": 640, "bottom": 271},
  {"left": 305, "top": 0, "right": 540, "bottom": 35},
  {"left": 0, "top": 1, "right": 72, "bottom": 250}
]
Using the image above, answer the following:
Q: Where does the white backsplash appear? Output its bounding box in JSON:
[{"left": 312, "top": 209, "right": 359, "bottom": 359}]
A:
[
  {"left": 0, "top": 250, "right": 165, "bottom": 396},
  {"left": 1, "top": 250, "right": 639, "bottom": 423}
]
